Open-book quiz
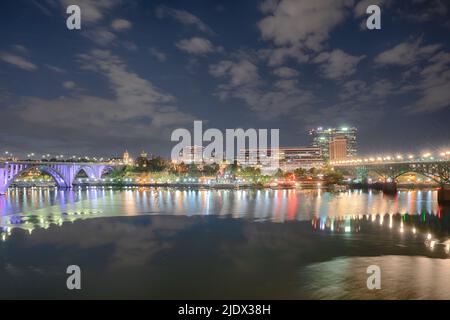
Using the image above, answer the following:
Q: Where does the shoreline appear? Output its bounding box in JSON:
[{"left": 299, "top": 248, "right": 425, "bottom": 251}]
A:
[{"left": 7, "top": 182, "right": 440, "bottom": 191}]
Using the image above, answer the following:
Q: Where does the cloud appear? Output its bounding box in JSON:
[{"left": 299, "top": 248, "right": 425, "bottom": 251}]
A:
[
  {"left": 374, "top": 38, "right": 441, "bottom": 66},
  {"left": 0, "top": 52, "right": 37, "bottom": 71},
  {"left": 155, "top": 5, "right": 214, "bottom": 35},
  {"left": 210, "top": 59, "right": 260, "bottom": 87},
  {"left": 63, "top": 81, "right": 77, "bottom": 90},
  {"left": 30, "top": 0, "right": 54, "bottom": 16},
  {"left": 258, "top": 0, "right": 354, "bottom": 51},
  {"left": 45, "top": 64, "right": 67, "bottom": 73},
  {"left": 149, "top": 47, "right": 167, "bottom": 62},
  {"left": 339, "top": 78, "right": 395, "bottom": 102},
  {"left": 111, "top": 18, "right": 132, "bottom": 31},
  {"left": 175, "top": 37, "right": 222, "bottom": 55},
  {"left": 77, "top": 50, "right": 176, "bottom": 107},
  {"left": 11, "top": 44, "right": 29, "bottom": 54},
  {"left": 122, "top": 41, "right": 138, "bottom": 51},
  {"left": 59, "top": 0, "right": 122, "bottom": 23},
  {"left": 83, "top": 27, "right": 117, "bottom": 46},
  {"left": 273, "top": 67, "right": 299, "bottom": 78},
  {"left": 1, "top": 50, "right": 195, "bottom": 153},
  {"left": 259, "top": 45, "right": 309, "bottom": 66},
  {"left": 313, "top": 49, "right": 365, "bottom": 79},
  {"left": 403, "top": 50, "right": 450, "bottom": 113},
  {"left": 210, "top": 58, "right": 314, "bottom": 117},
  {"left": 397, "top": 0, "right": 449, "bottom": 22}
]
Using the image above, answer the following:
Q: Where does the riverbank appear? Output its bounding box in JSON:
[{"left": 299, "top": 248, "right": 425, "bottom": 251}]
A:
[{"left": 9, "top": 180, "right": 440, "bottom": 191}]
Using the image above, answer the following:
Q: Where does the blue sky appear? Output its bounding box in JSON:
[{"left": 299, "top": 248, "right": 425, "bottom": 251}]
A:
[{"left": 0, "top": 0, "right": 449, "bottom": 158}]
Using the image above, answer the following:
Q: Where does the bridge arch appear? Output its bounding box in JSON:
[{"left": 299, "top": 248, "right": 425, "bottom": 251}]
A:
[
  {"left": 73, "top": 165, "right": 114, "bottom": 181},
  {"left": 99, "top": 165, "right": 114, "bottom": 177},
  {"left": 392, "top": 170, "right": 441, "bottom": 184},
  {"left": 2, "top": 165, "right": 69, "bottom": 192},
  {"left": 74, "top": 165, "right": 97, "bottom": 180}
]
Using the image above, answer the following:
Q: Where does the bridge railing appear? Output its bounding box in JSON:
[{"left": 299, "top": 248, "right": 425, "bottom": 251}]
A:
[
  {"left": 0, "top": 160, "right": 121, "bottom": 166},
  {"left": 331, "top": 158, "right": 450, "bottom": 167}
]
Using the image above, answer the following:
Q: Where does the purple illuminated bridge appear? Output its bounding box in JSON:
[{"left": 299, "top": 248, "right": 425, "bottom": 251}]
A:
[{"left": 0, "top": 161, "right": 119, "bottom": 195}]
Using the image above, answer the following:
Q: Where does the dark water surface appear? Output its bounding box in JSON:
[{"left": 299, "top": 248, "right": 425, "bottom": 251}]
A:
[{"left": 1, "top": 187, "right": 450, "bottom": 299}]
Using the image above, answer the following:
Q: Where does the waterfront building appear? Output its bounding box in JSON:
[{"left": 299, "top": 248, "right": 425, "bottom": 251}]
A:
[
  {"left": 308, "top": 126, "right": 357, "bottom": 160},
  {"left": 136, "top": 151, "right": 151, "bottom": 168},
  {"left": 329, "top": 136, "right": 348, "bottom": 161},
  {"left": 238, "top": 147, "right": 323, "bottom": 172},
  {"left": 279, "top": 147, "right": 323, "bottom": 171}
]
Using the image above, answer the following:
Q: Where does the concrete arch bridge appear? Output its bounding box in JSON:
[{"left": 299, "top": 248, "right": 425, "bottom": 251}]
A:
[{"left": 0, "top": 161, "right": 118, "bottom": 195}]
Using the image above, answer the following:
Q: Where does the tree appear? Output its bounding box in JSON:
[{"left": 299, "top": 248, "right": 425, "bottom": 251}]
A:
[
  {"left": 294, "top": 168, "right": 307, "bottom": 179},
  {"left": 203, "top": 163, "right": 220, "bottom": 176},
  {"left": 274, "top": 169, "right": 285, "bottom": 178},
  {"left": 187, "top": 163, "right": 201, "bottom": 176},
  {"left": 109, "top": 167, "right": 126, "bottom": 178},
  {"left": 148, "top": 156, "right": 168, "bottom": 172},
  {"left": 324, "top": 171, "right": 344, "bottom": 186}
]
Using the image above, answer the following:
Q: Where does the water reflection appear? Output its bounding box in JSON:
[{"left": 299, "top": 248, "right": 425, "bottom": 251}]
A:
[
  {"left": 1, "top": 187, "right": 450, "bottom": 299},
  {"left": 0, "top": 187, "right": 447, "bottom": 242}
]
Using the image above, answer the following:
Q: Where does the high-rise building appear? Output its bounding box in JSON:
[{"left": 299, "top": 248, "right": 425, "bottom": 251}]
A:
[
  {"left": 308, "top": 126, "right": 357, "bottom": 160},
  {"left": 329, "top": 136, "right": 348, "bottom": 161}
]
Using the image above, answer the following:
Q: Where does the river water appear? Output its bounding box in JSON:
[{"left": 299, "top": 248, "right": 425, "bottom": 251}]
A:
[{"left": 1, "top": 187, "right": 449, "bottom": 299}]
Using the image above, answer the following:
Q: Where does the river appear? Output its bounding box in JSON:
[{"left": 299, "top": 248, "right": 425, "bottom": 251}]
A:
[{"left": 0, "top": 187, "right": 449, "bottom": 299}]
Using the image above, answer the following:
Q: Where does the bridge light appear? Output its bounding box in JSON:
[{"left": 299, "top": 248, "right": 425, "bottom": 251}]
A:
[
  {"left": 396, "top": 155, "right": 403, "bottom": 160},
  {"left": 408, "top": 154, "right": 414, "bottom": 159}
]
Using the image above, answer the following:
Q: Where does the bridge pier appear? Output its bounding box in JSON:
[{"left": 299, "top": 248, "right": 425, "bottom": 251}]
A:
[
  {"left": 438, "top": 185, "right": 450, "bottom": 205},
  {"left": 382, "top": 182, "right": 397, "bottom": 195}
]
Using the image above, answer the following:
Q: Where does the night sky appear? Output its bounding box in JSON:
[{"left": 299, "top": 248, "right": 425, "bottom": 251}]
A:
[{"left": 0, "top": 0, "right": 449, "bottom": 159}]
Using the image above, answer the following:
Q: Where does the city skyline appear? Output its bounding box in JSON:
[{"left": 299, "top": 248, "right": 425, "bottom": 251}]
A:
[{"left": 1, "top": 0, "right": 450, "bottom": 158}]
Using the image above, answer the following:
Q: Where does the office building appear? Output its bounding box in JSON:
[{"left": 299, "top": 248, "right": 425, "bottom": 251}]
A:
[
  {"left": 309, "top": 126, "right": 357, "bottom": 160},
  {"left": 329, "top": 136, "right": 348, "bottom": 161}
]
